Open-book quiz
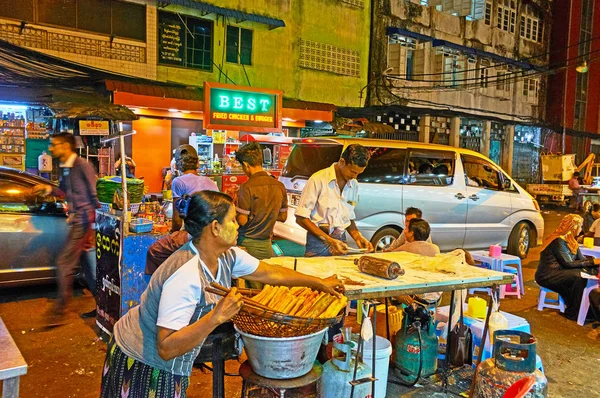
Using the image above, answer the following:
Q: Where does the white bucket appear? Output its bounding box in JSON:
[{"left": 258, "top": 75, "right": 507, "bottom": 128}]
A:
[{"left": 361, "top": 336, "right": 392, "bottom": 398}]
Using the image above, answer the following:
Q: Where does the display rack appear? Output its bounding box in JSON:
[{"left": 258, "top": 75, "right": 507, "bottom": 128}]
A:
[{"left": 0, "top": 113, "right": 26, "bottom": 170}]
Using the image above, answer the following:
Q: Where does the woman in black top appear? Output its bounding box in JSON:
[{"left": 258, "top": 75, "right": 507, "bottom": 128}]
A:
[{"left": 535, "top": 214, "right": 600, "bottom": 321}]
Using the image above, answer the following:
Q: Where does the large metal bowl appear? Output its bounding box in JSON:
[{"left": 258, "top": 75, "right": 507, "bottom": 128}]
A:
[{"left": 235, "top": 325, "right": 327, "bottom": 379}]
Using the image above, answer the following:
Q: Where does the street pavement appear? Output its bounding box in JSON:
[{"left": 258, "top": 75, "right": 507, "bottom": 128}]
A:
[{"left": 0, "top": 207, "right": 599, "bottom": 397}]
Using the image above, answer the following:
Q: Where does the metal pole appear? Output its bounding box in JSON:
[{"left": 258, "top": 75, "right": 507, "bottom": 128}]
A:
[
  {"left": 563, "top": 1, "right": 573, "bottom": 154},
  {"left": 118, "top": 122, "right": 129, "bottom": 234}
]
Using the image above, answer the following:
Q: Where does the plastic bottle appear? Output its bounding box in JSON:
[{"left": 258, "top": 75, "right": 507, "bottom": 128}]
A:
[
  {"left": 436, "top": 321, "right": 448, "bottom": 359},
  {"left": 488, "top": 304, "right": 508, "bottom": 345}
]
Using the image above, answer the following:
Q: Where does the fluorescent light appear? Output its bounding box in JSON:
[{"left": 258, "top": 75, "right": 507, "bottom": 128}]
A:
[
  {"left": 168, "top": 108, "right": 179, "bottom": 112},
  {"left": 283, "top": 117, "right": 296, "bottom": 122},
  {"left": 181, "top": 110, "right": 191, "bottom": 114},
  {"left": 314, "top": 120, "right": 323, "bottom": 123},
  {"left": 130, "top": 108, "right": 138, "bottom": 112}
]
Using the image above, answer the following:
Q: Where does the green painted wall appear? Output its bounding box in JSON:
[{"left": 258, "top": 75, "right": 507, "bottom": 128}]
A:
[{"left": 155, "top": 0, "right": 371, "bottom": 107}]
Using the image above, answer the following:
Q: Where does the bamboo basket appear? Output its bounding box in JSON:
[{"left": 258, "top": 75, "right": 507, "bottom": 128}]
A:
[{"left": 207, "top": 284, "right": 344, "bottom": 338}]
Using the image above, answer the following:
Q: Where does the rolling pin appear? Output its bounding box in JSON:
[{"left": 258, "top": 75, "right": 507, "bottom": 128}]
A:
[{"left": 354, "top": 256, "right": 405, "bottom": 279}]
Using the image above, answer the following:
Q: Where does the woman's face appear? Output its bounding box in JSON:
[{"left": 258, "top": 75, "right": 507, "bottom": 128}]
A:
[{"left": 216, "top": 206, "right": 239, "bottom": 246}]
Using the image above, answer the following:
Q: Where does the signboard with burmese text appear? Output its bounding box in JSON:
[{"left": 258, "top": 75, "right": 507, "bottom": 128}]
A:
[
  {"left": 203, "top": 82, "right": 282, "bottom": 132},
  {"left": 79, "top": 120, "right": 109, "bottom": 136}
]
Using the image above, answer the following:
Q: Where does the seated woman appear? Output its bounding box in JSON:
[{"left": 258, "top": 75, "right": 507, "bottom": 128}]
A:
[
  {"left": 100, "top": 191, "right": 343, "bottom": 397},
  {"left": 535, "top": 214, "right": 600, "bottom": 322}
]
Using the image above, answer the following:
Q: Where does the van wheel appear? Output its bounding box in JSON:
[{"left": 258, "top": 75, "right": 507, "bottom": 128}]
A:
[
  {"left": 371, "top": 228, "right": 401, "bottom": 252},
  {"left": 507, "top": 222, "right": 530, "bottom": 259}
]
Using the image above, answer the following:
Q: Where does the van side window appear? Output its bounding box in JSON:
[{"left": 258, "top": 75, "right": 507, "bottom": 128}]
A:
[
  {"left": 407, "top": 149, "right": 455, "bottom": 186},
  {"left": 462, "top": 155, "right": 501, "bottom": 190},
  {"left": 357, "top": 147, "right": 407, "bottom": 184}
]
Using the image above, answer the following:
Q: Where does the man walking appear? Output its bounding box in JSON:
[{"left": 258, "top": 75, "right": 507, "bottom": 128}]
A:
[
  {"left": 32, "top": 132, "right": 98, "bottom": 324},
  {"left": 235, "top": 143, "right": 288, "bottom": 288},
  {"left": 295, "top": 144, "right": 374, "bottom": 256}
]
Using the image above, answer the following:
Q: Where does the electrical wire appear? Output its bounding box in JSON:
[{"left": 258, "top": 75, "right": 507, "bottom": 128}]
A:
[
  {"left": 386, "top": 46, "right": 600, "bottom": 86},
  {"left": 385, "top": 50, "right": 600, "bottom": 96},
  {"left": 387, "top": 32, "right": 600, "bottom": 78}
]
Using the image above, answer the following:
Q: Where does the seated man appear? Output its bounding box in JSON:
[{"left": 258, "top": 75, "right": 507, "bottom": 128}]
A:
[
  {"left": 391, "top": 218, "right": 440, "bottom": 257},
  {"left": 582, "top": 203, "right": 600, "bottom": 237},
  {"left": 385, "top": 207, "right": 432, "bottom": 252}
]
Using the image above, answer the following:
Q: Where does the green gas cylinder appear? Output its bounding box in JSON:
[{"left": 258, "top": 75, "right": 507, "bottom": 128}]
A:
[{"left": 394, "top": 304, "right": 438, "bottom": 384}]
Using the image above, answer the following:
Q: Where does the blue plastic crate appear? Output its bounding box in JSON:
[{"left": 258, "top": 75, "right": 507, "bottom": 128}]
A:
[{"left": 130, "top": 218, "right": 153, "bottom": 233}]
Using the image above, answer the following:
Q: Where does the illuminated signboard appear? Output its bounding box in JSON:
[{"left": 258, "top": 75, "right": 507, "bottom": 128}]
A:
[{"left": 204, "top": 82, "right": 282, "bottom": 132}]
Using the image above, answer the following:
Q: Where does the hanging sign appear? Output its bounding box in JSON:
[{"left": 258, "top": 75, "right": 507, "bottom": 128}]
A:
[
  {"left": 79, "top": 120, "right": 109, "bottom": 136},
  {"left": 204, "top": 82, "right": 282, "bottom": 132}
]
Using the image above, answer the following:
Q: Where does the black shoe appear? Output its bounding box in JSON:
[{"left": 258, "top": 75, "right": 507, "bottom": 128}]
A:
[{"left": 81, "top": 309, "right": 97, "bottom": 319}]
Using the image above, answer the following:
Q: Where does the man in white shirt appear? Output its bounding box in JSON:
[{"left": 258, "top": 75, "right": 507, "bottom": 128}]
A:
[{"left": 295, "top": 144, "right": 374, "bottom": 257}]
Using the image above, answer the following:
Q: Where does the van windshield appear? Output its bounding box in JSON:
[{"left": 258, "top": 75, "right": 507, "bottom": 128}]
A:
[{"left": 282, "top": 144, "right": 343, "bottom": 179}]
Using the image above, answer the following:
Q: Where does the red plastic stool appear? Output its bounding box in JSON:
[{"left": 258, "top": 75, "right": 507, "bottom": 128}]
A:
[{"left": 502, "top": 375, "right": 536, "bottom": 398}]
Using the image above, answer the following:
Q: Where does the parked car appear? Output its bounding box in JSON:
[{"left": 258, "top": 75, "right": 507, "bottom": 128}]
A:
[
  {"left": 274, "top": 138, "right": 544, "bottom": 258},
  {"left": 0, "top": 167, "right": 68, "bottom": 288}
]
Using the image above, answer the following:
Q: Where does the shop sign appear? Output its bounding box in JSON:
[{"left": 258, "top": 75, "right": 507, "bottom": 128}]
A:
[
  {"left": 158, "top": 11, "right": 184, "bottom": 66},
  {"left": 204, "top": 82, "right": 282, "bottom": 132},
  {"left": 79, "top": 120, "right": 109, "bottom": 136},
  {"left": 95, "top": 211, "right": 122, "bottom": 334}
]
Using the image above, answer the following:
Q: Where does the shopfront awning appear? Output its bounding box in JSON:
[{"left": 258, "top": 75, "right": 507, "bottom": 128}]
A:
[
  {"left": 47, "top": 101, "right": 137, "bottom": 120},
  {"left": 159, "top": 0, "right": 285, "bottom": 29}
]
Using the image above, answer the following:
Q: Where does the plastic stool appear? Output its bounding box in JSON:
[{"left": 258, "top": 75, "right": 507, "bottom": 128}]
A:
[
  {"left": 468, "top": 261, "right": 493, "bottom": 295},
  {"left": 500, "top": 256, "right": 524, "bottom": 296},
  {"left": 537, "top": 287, "right": 565, "bottom": 313},
  {"left": 576, "top": 278, "right": 600, "bottom": 326},
  {"left": 501, "top": 266, "right": 522, "bottom": 299},
  {"left": 345, "top": 300, "right": 357, "bottom": 316}
]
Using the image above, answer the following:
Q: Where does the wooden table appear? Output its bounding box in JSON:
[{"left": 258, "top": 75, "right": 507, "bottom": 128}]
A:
[
  {"left": 265, "top": 251, "right": 514, "bottom": 300},
  {"left": 264, "top": 252, "right": 513, "bottom": 397},
  {"left": 0, "top": 317, "right": 27, "bottom": 398}
]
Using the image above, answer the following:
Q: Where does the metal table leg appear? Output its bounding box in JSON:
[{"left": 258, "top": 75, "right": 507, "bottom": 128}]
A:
[
  {"left": 372, "top": 304, "right": 377, "bottom": 398},
  {"left": 1, "top": 377, "right": 20, "bottom": 398},
  {"left": 212, "top": 336, "right": 225, "bottom": 398},
  {"left": 442, "top": 290, "right": 456, "bottom": 391}
]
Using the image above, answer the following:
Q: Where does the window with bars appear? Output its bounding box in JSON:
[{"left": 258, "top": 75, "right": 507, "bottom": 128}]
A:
[
  {"left": 520, "top": 5, "right": 543, "bottom": 42},
  {"left": 496, "top": 66, "right": 511, "bottom": 93},
  {"left": 484, "top": 1, "right": 492, "bottom": 25},
  {"left": 388, "top": 36, "right": 424, "bottom": 81},
  {"left": 435, "top": 48, "right": 464, "bottom": 87},
  {"left": 226, "top": 26, "right": 253, "bottom": 65},
  {"left": 299, "top": 39, "right": 361, "bottom": 77},
  {"left": 497, "top": 0, "right": 516, "bottom": 33},
  {"left": 522, "top": 78, "right": 539, "bottom": 102},
  {"left": 479, "top": 59, "right": 490, "bottom": 88}
]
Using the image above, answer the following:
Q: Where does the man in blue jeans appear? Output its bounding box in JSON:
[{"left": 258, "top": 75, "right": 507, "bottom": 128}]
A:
[
  {"left": 33, "top": 132, "right": 99, "bottom": 324},
  {"left": 295, "top": 144, "right": 374, "bottom": 256}
]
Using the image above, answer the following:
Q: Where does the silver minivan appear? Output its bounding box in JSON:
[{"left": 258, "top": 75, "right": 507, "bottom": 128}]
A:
[{"left": 274, "top": 138, "right": 544, "bottom": 258}]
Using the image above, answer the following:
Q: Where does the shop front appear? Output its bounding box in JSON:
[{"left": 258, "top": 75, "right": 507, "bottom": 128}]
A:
[
  {"left": 95, "top": 81, "right": 336, "bottom": 334},
  {"left": 108, "top": 80, "right": 335, "bottom": 193}
]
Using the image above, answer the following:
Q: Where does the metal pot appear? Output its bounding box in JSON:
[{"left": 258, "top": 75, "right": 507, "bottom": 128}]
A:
[{"left": 235, "top": 325, "right": 327, "bottom": 379}]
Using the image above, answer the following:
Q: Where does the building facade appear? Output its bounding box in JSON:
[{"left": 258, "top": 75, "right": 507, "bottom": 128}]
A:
[
  {"left": 0, "top": 0, "right": 370, "bottom": 107},
  {"left": 546, "top": 0, "right": 600, "bottom": 163},
  {"left": 0, "top": 0, "right": 372, "bottom": 190},
  {"left": 363, "top": 0, "right": 551, "bottom": 183}
]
